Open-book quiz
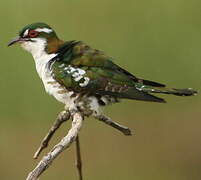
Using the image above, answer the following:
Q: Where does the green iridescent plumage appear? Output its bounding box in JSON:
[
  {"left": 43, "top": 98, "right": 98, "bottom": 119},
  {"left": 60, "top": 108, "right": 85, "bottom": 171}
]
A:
[
  {"left": 9, "top": 22, "right": 196, "bottom": 104},
  {"left": 50, "top": 41, "right": 197, "bottom": 103}
]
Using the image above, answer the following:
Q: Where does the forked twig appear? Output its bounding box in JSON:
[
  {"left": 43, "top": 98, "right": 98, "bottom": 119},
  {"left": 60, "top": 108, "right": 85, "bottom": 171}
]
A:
[
  {"left": 26, "top": 110, "right": 132, "bottom": 180},
  {"left": 95, "top": 114, "right": 132, "bottom": 136},
  {"left": 75, "top": 136, "right": 83, "bottom": 180},
  {"left": 33, "top": 110, "right": 71, "bottom": 159},
  {"left": 26, "top": 112, "right": 83, "bottom": 180}
]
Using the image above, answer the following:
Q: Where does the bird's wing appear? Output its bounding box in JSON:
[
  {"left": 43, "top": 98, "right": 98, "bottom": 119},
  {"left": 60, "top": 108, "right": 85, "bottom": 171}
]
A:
[{"left": 51, "top": 41, "right": 166, "bottom": 103}]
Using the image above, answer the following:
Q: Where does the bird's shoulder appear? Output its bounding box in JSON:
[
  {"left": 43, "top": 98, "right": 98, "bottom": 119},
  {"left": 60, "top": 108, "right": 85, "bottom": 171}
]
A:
[
  {"left": 51, "top": 40, "right": 115, "bottom": 69},
  {"left": 49, "top": 41, "right": 132, "bottom": 91},
  {"left": 50, "top": 41, "right": 165, "bottom": 92}
]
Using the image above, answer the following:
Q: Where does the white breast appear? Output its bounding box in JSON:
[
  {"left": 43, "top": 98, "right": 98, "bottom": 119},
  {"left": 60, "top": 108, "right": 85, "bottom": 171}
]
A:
[
  {"left": 21, "top": 38, "right": 79, "bottom": 106},
  {"left": 31, "top": 50, "right": 75, "bottom": 106},
  {"left": 21, "top": 38, "right": 101, "bottom": 114},
  {"left": 35, "top": 58, "right": 101, "bottom": 115}
]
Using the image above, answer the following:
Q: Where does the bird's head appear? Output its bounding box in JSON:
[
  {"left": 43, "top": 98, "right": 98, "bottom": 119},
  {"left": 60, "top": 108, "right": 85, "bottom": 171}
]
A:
[{"left": 8, "top": 22, "right": 64, "bottom": 57}]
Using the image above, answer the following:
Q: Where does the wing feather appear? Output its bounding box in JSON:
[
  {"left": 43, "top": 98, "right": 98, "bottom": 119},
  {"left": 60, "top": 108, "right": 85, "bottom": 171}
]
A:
[{"left": 51, "top": 41, "right": 166, "bottom": 103}]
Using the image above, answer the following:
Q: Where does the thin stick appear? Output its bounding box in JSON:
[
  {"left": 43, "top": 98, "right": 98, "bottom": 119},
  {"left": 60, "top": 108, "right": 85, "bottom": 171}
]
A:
[
  {"left": 33, "top": 110, "right": 71, "bottom": 159},
  {"left": 26, "top": 112, "right": 83, "bottom": 180},
  {"left": 75, "top": 135, "right": 83, "bottom": 180},
  {"left": 95, "top": 114, "right": 132, "bottom": 136}
]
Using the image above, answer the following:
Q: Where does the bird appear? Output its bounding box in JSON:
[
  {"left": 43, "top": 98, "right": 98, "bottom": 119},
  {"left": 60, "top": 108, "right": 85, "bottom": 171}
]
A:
[{"left": 8, "top": 22, "right": 197, "bottom": 118}]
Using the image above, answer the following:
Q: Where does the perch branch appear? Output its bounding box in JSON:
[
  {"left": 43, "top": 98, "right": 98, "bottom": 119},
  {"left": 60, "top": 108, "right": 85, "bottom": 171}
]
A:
[
  {"left": 33, "top": 110, "right": 71, "bottom": 159},
  {"left": 75, "top": 135, "right": 83, "bottom": 180},
  {"left": 95, "top": 114, "right": 132, "bottom": 136},
  {"left": 26, "top": 112, "right": 83, "bottom": 180}
]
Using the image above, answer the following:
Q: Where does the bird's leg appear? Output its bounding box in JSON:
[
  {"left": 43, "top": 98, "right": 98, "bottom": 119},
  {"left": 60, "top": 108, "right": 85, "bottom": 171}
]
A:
[
  {"left": 33, "top": 110, "right": 71, "bottom": 159},
  {"left": 75, "top": 135, "right": 83, "bottom": 180},
  {"left": 94, "top": 114, "right": 132, "bottom": 136}
]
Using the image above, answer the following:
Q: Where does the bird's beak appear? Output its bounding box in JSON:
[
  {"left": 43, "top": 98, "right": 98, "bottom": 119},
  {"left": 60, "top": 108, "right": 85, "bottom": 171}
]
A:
[{"left": 8, "top": 36, "right": 23, "bottom": 46}]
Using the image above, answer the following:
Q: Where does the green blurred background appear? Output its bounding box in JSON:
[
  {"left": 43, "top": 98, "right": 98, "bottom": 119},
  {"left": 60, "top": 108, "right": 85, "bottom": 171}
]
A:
[{"left": 0, "top": 0, "right": 201, "bottom": 179}]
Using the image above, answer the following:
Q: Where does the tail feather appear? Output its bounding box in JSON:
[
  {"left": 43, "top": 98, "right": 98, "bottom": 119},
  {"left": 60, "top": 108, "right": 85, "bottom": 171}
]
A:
[
  {"left": 142, "top": 79, "right": 166, "bottom": 87},
  {"left": 97, "top": 84, "right": 197, "bottom": 103},
  {"left": 170, "top": 88, "right": 197, "bottom": 96},
  {"left": 140, "top": 86, "right": 197, "bottom": 96}
]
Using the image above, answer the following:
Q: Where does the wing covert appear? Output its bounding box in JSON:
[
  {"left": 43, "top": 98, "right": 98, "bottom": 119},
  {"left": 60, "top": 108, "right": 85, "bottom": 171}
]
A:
[{"left": 50, "top": 41, "right": 165, "bottom": 103}]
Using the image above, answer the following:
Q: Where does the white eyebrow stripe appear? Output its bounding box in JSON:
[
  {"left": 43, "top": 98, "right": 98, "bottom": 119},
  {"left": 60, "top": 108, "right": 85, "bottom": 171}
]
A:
[{"left": 35, "top": 28, "right": 53, "bottom": 33}]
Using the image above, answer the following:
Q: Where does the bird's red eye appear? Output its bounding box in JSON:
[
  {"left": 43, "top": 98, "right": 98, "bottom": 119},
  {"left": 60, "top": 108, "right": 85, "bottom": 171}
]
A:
[{"left": 28, "top": 30, "right": 39, "bottom": 38}]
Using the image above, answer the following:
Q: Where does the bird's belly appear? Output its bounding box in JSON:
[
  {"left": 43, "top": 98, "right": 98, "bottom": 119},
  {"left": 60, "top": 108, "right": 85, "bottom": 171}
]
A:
[
  {"left": 43, "top": 78, "right": 101, "bottom": 115},
  {"left": 45, "top": 80, "right": 73, "bottom": 104},
  {"left": 38, "top": 65, "right": 106, "bottom": 115},
  {"left": 35, "top": 57, "right": 79, "bottom": 108},
  {"left": 41, "top": 72, "right": 74, "bottom": 105}
]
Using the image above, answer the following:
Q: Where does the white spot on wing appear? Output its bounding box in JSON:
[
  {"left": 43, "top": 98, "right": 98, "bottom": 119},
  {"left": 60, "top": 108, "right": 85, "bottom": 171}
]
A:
[
  {"left": 59, "top": 64, "right": 65, "bottom": 68},
  {"left": 79, "top": 77, "right": 90, "bottom": 87},
  {"left": 77, "top": 69, "right": 86, "bottom": 75},
  {"left": 74, "top": 76, "right": 83, "bottom": 82},
  {"left": 136, "top": 85, "right": 145, "bottom": 91},
  {"left": 63, "top": 65, "right": 89, "bottom": 86}
]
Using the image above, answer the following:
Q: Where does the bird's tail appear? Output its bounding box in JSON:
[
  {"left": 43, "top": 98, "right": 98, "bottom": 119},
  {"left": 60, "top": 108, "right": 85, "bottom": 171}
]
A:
[
  {"left": 137, "top": 85, "right": 197, "bottom": 97},
  {"left": 97, "top": 82, "right": 197, "bottom": 104}
]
